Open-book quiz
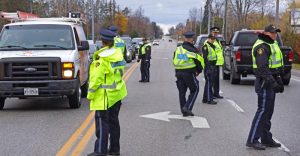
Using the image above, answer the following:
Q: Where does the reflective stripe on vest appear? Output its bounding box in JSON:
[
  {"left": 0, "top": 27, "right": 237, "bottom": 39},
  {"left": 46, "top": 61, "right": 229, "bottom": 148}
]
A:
[
  {"left": 204, "top": 42, "right": 217, "bottom": 61},
  {"left": 114, "top": 38, "right": 125, "bottom": 48},
  {"left": 141, "top": 43, "right": 151, "bottom": 55},
  {"left": 252, "top": 39, "right": 283, "bottom": 69},
  {"left": 98, "top": 60, "right": 125, "bottom": 89},
  {"left": 173, "top": 46, "right": 196, "bottom": 69}
]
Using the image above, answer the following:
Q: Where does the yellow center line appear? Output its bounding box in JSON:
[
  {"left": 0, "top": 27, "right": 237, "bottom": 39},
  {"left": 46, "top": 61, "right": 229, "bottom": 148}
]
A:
[
  {"left": 56, "top": 62, "right": 139, "bottom": 156},
  {"left": 55, "top": 112, "right": 94, "bottom": 156},
  {"left": 71, "top": 123, "right": 95, "bottom": 156}
]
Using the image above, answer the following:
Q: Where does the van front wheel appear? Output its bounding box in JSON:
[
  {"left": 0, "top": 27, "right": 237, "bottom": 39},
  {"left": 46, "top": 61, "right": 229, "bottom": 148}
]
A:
[
  {"left": 0, "top": 97, "right": 5, "bottom": 110},
  {"left": 68, "top": 78, "right": 82, "bottom": 109}
]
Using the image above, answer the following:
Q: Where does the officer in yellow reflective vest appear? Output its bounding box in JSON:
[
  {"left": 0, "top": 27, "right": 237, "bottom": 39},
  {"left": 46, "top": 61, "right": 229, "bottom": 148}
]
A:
[
  {"left": 87, "top": 29, "right": 127, "bottom": 156},
  {"left": 246, "top": 24, "right": 284, "bottom": 150},
  {"left": 173, "top": 31, "right": 204, "bottom": 116},
  {"left": 202, "top": 34, "right": 218, "bottom": 105},
  {"left": 109, "top": 25, "right": 127, "bottom": 61},
  {"left": 210, "top": 27, "right": 224, "bottom": 99},
  {"left": 137, "top": 38, "right": 151, "bottom": 82}
]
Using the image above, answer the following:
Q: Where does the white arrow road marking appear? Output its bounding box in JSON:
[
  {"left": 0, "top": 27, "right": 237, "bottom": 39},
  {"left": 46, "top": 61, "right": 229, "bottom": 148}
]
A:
[
  {"left": 140, "top": 111, "right": 210, "bottom": 128},
  {"left": 226, "top": 99, "right": 245, "bottom": 113},
  {"left": 291, "top": 76, "right": 300, "bottom": 82},
  {"left": 273, "top": 137, "right": 290, "bottom": 153}
]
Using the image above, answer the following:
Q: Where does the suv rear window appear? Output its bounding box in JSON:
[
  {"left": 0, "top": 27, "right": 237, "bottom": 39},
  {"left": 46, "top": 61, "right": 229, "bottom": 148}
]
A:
[
  {"left": 234, "top": 31, "right": 283, "bottom": 46},
  {"left": 235, "top": 32, "right": 258, "bottom": 46}
]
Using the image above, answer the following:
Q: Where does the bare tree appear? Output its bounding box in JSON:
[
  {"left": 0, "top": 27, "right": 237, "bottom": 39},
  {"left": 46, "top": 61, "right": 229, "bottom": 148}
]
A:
[{"left": 229, "top": 0, "right": 260, "bottom": 28}]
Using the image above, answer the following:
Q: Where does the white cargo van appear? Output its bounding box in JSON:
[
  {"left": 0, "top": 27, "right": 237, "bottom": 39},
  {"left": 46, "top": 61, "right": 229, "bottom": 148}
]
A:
[{"left": 0, "top": 18, "right": 90, "bottom": 109}]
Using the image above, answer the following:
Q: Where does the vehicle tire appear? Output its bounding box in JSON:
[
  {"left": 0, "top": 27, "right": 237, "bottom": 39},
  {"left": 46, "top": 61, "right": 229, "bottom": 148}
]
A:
[
  {"left": 222, "top": 67, "right": 230, "bottom": 80},
  {"left": 230, "top": 67, "right": 240, "bottom": 84},
  {"left": 282, "top": 71, "right": 291, "bottom": 85},
  {"left": 0, "top": 97, "right": 5, "bottom": 110},
  {"left": 81, "top": 80, "right": 88, "bottom": 98},
  {"left": 68, "top": 78, "right": 82, "bottom": 109}
]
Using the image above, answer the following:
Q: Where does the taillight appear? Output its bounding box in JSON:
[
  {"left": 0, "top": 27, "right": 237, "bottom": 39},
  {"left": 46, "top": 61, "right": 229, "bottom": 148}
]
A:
[
  {"left": 235, "top": 51, "right": 241, "bottom": 61},
  {"left": 288, "top": 50, "right": 294, "bottom": 62}
]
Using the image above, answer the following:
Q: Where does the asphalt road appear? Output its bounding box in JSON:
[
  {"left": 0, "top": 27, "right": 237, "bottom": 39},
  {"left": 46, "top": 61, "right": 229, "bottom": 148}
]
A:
[{"left": 0, "top": 37, "right": 300, "bottom": 156}]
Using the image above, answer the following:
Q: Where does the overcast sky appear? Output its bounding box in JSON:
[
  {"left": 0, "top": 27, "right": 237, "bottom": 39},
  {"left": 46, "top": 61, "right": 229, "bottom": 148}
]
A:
[
  {"left": 115, "top": 0, "right": 288, "bottom": 34},
  {"left": 115, "top": 0, "right": 206, "bottom": 33}
]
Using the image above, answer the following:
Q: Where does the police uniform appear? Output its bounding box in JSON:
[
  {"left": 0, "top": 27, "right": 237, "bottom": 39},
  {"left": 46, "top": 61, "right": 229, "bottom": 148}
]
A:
[
  {"left": 138, "top": 39, "right": 151, "bottom": 82},
  {"left": 173, "top": 31, "right": 204, "bottom": 116},
  {"left": 246, "top": 24, "right": 283, "bottom": 150},
  {"left": 109, "top": 25, "right": 127, "bottom": 61},
  {"left": 87, "top": 29, "right": 127, "bottom": 156},
  {"left": 202, "top": 34, "right": 218, "bottom": 104},
  {"left": 210, "top": 27, "right": 224, "bottom": 99}
]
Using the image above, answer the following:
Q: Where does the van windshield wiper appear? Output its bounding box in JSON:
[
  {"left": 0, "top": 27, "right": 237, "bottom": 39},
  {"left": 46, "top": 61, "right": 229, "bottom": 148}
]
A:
[
  {"left": 34, "top": 44, "right": 68, "bottom": 50},
  {"left": 0, "top": 45, "right": 28, "bottom": 49}
]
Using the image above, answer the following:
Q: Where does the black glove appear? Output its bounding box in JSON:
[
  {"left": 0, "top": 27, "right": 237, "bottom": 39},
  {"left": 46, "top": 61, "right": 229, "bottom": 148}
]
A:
[
  {"left": 137, "top": 59, "right": 140, "bottom": 63},
  {"left": 270, "top": 80, "right": 284, "bottom": 93},
  {"left": 275, "top": 76, "right": 284, "bottom": 93}
]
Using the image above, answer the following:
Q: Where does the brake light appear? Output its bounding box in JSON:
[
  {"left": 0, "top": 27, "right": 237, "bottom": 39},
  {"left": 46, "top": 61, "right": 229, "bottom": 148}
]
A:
[
  {"left": 288, "top": 50, "right": 294, "bottom": 62},
  {"left": 235, "top": 51, "right": 241, "bottom": 61}
]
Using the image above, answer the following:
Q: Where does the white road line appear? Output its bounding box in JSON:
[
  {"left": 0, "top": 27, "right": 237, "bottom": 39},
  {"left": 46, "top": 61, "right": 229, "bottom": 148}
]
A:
[
  {"left": 226, "top": 99, "right": 245, "bottom": 113},
  {"left": 291, "top": 76, "right": 300, "bottom": 82},
  {"left": 273, "top": 137, "right": 290, "bottom": 153}
]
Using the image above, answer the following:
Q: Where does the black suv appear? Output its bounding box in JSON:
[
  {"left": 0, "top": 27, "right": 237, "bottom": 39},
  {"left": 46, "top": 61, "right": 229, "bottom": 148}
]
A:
[{"left": 223, "top": 29, "right": 293, "bottom": 85}]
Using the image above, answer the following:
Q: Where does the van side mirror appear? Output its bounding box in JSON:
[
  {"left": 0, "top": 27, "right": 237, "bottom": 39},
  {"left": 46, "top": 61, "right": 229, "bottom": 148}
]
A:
[{"left": 78, "top": 41, "right": 89, "bottom": 51}]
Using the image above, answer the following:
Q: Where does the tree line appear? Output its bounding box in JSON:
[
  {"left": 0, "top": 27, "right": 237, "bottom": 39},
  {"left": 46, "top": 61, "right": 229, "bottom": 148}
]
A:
[
  {"left": 0, "top": 0, "right": 164, "bottom": 40},
  {"left": 168, "top": 0, "right": 300, "bottom": 63}
]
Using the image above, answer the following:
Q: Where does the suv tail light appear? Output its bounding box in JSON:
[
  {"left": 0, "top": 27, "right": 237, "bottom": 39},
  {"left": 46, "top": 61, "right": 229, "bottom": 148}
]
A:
[
  {"left": 288, "top": 50, "right": 294, "bottom": 62},
  {"left": 235, "top": 51, "right": 241, "bottom": 61}
]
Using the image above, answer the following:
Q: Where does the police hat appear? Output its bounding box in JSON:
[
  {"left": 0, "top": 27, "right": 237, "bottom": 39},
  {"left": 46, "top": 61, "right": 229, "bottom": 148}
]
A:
[
  {"left": 264, "top": 24, "right": 281, "bottom": 33},
  {"left": 100, "top": 29, "right": 116, "bottom": 41},
  {"left": 210, "top": 26, "right": 220, "bottom": 33},
  {"left": 108, "top": 25, "right": 118, "bottom": 33},
  {"left": 183, "top": 31, "right": 195, "bottom": 38}
]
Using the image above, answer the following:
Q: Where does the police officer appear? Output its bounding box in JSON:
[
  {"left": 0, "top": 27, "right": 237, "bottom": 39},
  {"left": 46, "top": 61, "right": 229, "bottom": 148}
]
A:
[
  {"left": 87, "top": 29, "right": 127, "bottom": 156},
  {"left": 137, "top": 38, "right": 151, "bottom": 82},
  {"left": 202, "top": 34, "right": 218, "bottom": 105},
  {"left": 246, "top": 24, "right": 284, "bottom": 150},
  {"left": 173, "top": 31, "right": 204, "bottom": 116},
  {"left": 109, "top": 25, "right": 127, "bottom": 60},
  {"left": 210, "top": 26, "right": 224, "bottom": 99}
]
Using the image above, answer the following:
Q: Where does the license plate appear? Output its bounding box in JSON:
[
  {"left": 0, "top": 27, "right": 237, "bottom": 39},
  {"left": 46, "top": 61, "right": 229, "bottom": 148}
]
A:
[{"left": 24, "top": 88, "right": 39, "bottom": 96}]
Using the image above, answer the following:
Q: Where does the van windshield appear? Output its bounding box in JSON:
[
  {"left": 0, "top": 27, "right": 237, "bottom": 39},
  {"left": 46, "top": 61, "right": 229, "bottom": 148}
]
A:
[{"left": 0, "top": 24, "right": 75, "bottom": 50}]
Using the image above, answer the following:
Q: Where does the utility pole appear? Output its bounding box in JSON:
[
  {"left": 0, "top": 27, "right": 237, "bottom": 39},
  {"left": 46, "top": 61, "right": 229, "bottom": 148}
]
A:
[
  {"left": 91, "top": 0, "right": 95, "bottom": 42},
  {"left": 224, "top": 0, "right": 228, "bottom": 41},
  {"left": 275, "top": 0, "right": 279, "bottom": 26},
  {"left": 208, "top": 0, "right": 211, "bottom": 33},
  {"left": 200, "top": 7, "right": 202, "bottom": 34}
]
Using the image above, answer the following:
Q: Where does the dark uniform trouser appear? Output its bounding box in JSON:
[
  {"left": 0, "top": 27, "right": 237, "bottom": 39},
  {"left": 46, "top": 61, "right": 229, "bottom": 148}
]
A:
[
  {"left": 94, "top": 101, "right": 122, "bottom": 154},
  {"left": 212, "top": 66, "right": 220, "bottom": 96},
  {"left": 145, "top": 61, "right": 150, "bottom": 81},
  {"left": 140, "top": 60, "right": 146, "bottom": 81},
  {"left": 176, "top": 71, "right": 199, "bottom": 113},
  {"left": 203, "top": 67, "right": 215, "bottom": 102},
  {"left": 247, "top": 78, "right": 276, "bottom": 144}
]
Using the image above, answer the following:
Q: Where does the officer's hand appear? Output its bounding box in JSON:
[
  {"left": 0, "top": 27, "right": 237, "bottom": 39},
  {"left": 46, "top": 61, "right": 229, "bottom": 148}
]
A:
[
  {"left": 275, "top": 76, "right": 284, "bottom": 93},
  {"left": 271, "top": 82, "right": 284, "bottom": 93},
  {"left": 137, "top": 59, "right": 140, "bottom": 63},
  {"left": 195, "top": 72, "right": 200, "bottom": 76}
]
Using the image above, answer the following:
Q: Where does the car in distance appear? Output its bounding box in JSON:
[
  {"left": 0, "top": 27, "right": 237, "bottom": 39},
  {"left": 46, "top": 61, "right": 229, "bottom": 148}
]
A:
[{"left": 152, "top": 40, "right": 159, "bottom": 46}]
